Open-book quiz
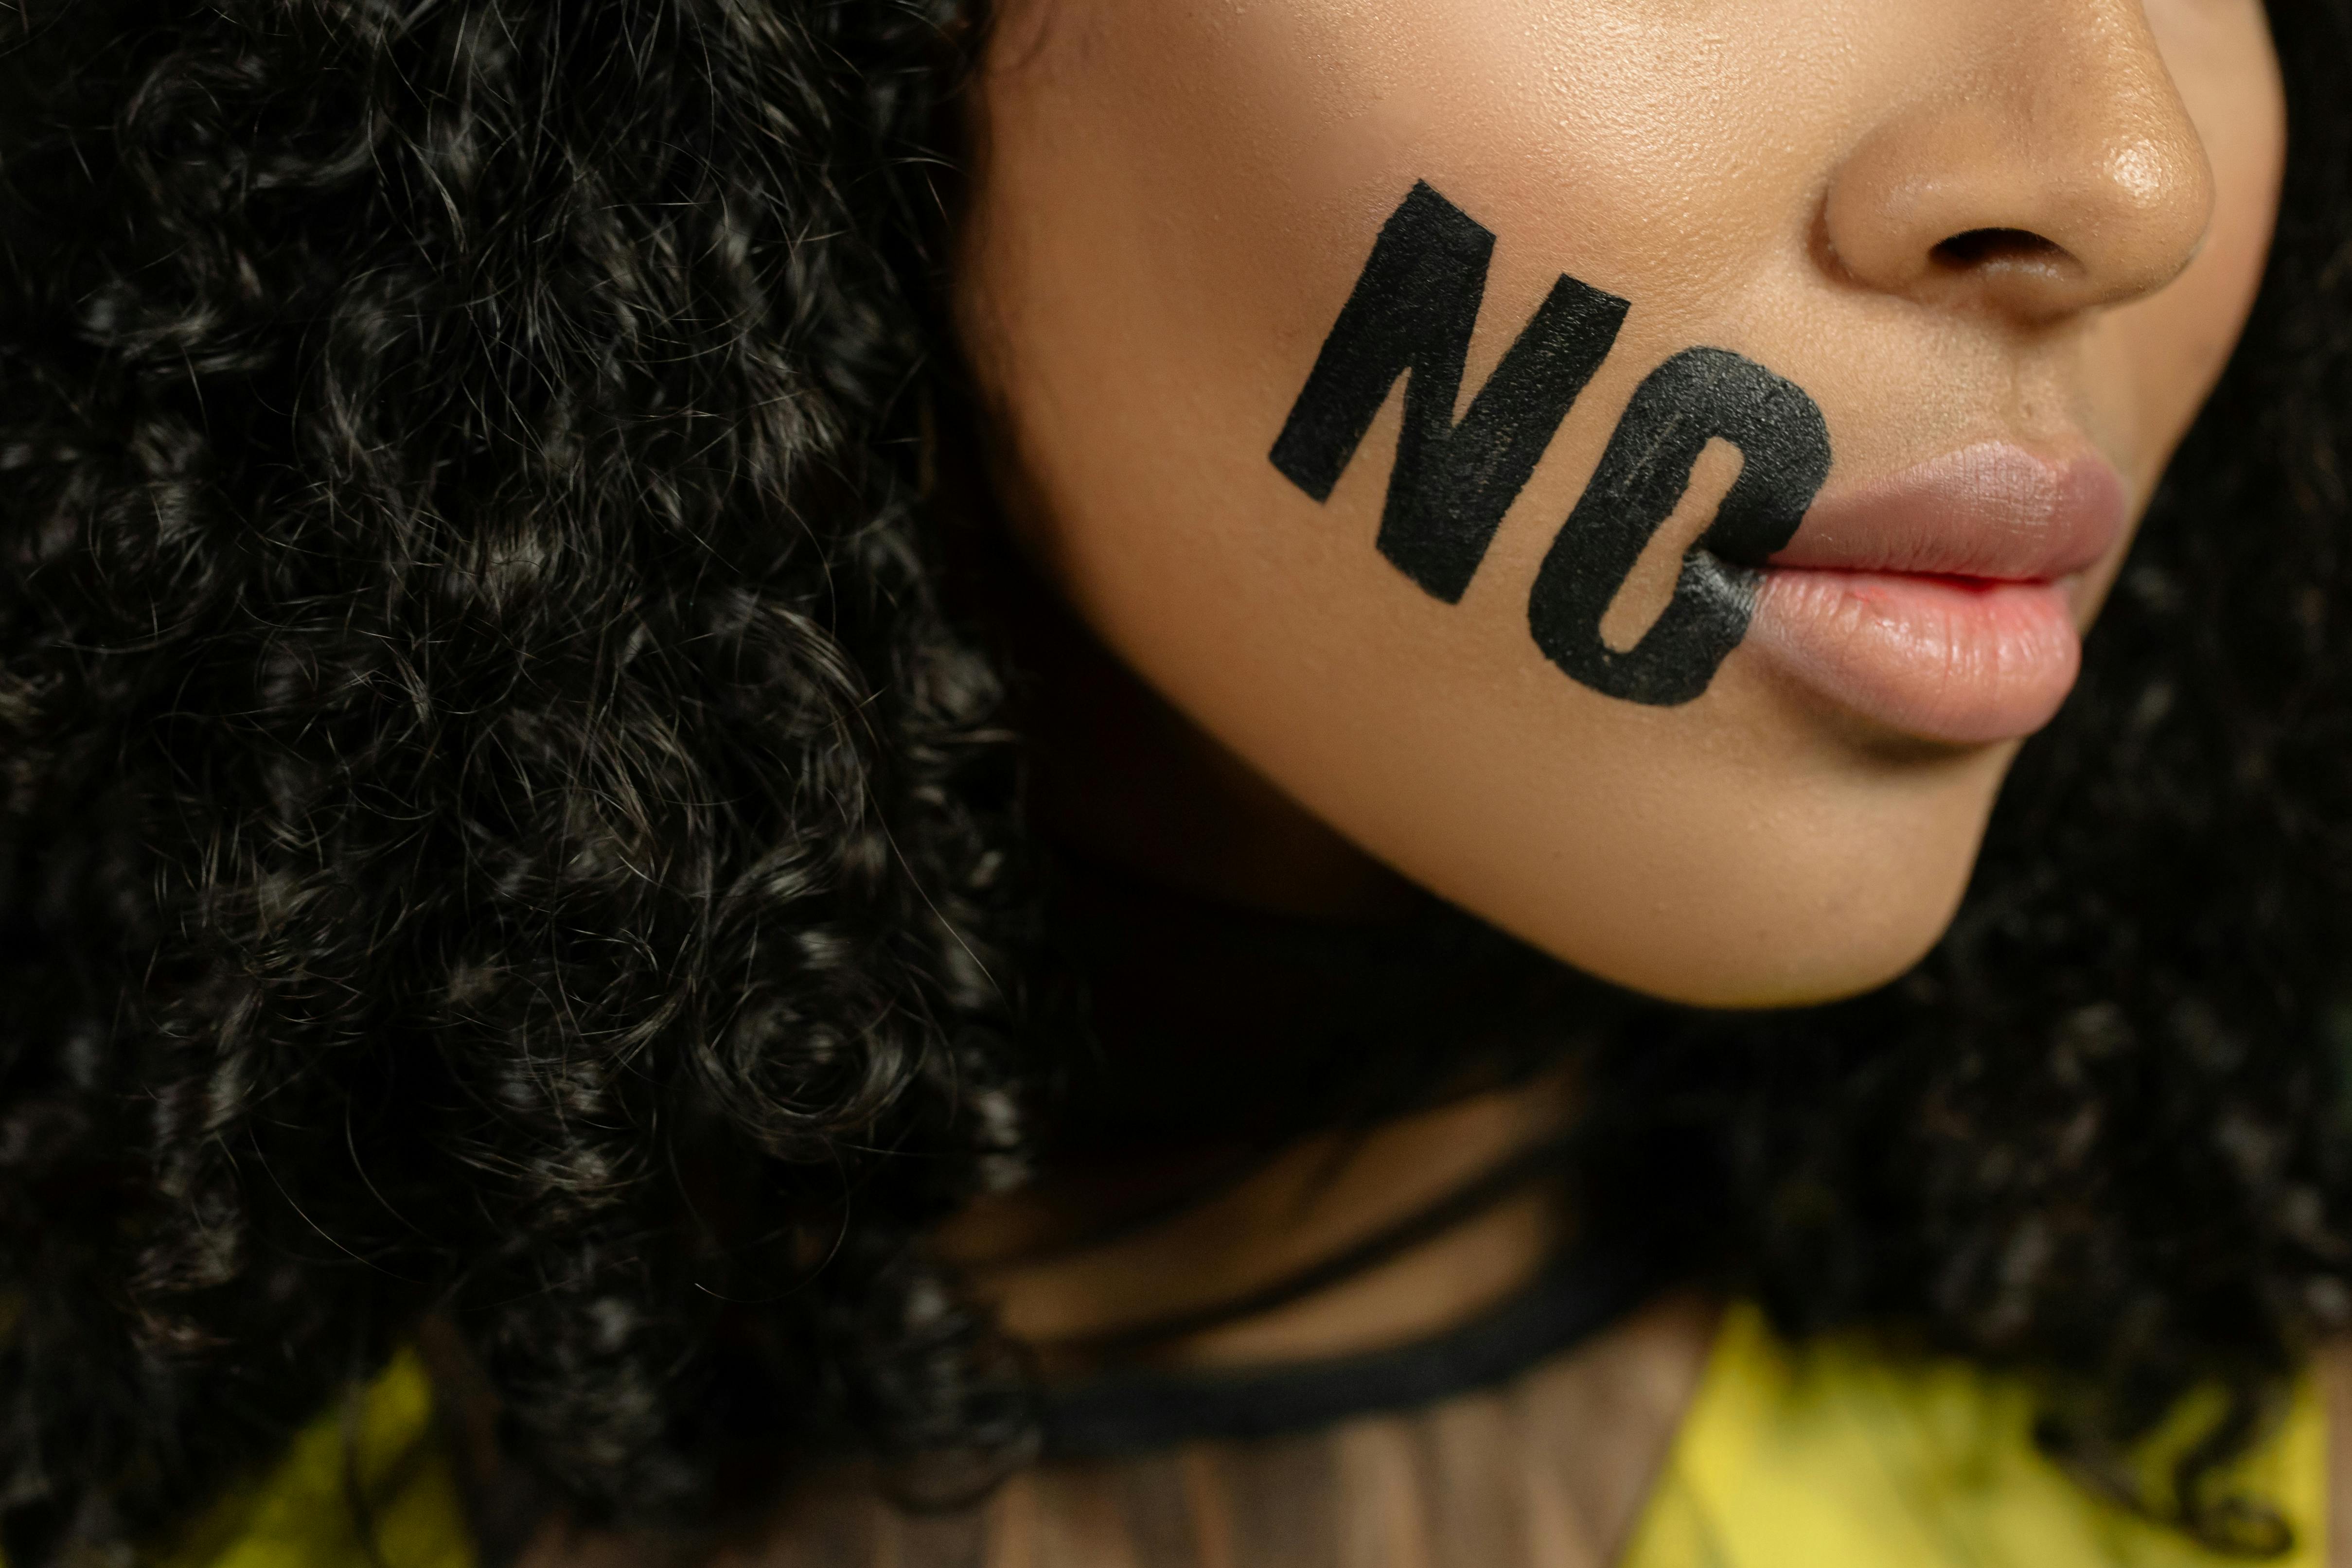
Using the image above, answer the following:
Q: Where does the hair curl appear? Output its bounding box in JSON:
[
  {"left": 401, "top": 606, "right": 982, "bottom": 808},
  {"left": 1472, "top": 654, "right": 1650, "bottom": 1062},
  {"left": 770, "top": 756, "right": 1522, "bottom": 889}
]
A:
[{"left": 0, "top": 0, "right": 2349, "bottom": 1561}]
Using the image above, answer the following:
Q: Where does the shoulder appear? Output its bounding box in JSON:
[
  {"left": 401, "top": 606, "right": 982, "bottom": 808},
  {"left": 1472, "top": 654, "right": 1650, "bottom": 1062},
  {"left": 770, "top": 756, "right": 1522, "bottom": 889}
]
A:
[
  {"left": 1627, "top": 1304, "right": 2330, "bottom": 1568},
  {"left": 159, "top": 1310, "right": 2337, "bottom": 1568}
]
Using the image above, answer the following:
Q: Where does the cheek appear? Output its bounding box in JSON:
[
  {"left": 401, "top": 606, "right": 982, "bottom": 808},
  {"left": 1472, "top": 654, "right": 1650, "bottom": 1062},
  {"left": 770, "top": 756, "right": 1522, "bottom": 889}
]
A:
[{"left": 959, "top": 11, "right": 1995, "bottom": 1006}]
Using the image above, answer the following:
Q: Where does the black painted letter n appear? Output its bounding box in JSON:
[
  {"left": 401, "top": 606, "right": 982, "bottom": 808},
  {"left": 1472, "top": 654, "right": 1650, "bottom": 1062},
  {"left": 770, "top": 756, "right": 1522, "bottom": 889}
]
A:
[{"left": 1269, "top": 182, "right": 1629, "bottom": 603}]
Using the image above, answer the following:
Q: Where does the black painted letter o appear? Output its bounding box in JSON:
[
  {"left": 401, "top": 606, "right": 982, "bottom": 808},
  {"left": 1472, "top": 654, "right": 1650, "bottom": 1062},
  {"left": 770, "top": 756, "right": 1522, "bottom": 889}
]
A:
[{"left": 1527, "top": 347, "right": 1831, "bottom": 706}]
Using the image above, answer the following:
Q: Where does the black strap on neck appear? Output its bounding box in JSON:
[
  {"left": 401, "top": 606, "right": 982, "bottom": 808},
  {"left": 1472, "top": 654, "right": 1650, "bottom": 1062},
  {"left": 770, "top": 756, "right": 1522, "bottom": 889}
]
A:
[
  {"left": 1038, "top": 1246, "right": 1657, "bottom": 1458},
  {"left": 1031, "top": 1131, "right": 1580, "bottom": 1361}
]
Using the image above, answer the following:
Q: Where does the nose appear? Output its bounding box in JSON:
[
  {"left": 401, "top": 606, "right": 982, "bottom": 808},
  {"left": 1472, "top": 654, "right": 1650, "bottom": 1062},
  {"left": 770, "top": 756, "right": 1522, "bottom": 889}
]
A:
[{"left": 1823, "top": 0, "right": 2215, "bottom": 323}]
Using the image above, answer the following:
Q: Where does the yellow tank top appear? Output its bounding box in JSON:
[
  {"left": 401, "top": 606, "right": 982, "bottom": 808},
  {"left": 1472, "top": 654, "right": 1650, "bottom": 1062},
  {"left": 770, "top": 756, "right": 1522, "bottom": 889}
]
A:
[
  {"left": 146, "top": 1304, "right": 2327, "bottom": 1568},
  {"left": 1620, "top": 1304, "right": 2326, "bottom": 1568}
]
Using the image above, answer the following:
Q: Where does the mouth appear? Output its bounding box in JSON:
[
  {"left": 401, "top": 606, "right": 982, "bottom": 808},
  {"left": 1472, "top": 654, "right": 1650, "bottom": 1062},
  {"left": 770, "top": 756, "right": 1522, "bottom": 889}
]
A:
[{"left": 1742, "top": 442, "right": 2129, "bottom": 746}]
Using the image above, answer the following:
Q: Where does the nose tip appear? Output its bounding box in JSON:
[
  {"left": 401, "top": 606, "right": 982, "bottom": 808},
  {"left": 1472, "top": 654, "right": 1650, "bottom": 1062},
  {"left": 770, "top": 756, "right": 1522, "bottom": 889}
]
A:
[{"left": 1824, "top": 24, "right": 2216, "bottom": 322}]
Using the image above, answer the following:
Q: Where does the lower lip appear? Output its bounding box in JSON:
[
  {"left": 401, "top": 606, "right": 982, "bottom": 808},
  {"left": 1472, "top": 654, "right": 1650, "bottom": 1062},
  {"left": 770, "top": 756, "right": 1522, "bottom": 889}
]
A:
[{"left": 1745, "top": 567, "right": 2084, "bottom": 745}]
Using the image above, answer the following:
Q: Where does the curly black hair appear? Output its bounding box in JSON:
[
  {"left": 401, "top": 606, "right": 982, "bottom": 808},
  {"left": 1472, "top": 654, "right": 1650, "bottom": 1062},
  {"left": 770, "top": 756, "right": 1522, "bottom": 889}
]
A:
[
  {"left": 0, "top": 0, "right": 1031, "bottom": 1553},
  {"left": 0, "top": 0, "right": 2348, "bottom": 1560}
]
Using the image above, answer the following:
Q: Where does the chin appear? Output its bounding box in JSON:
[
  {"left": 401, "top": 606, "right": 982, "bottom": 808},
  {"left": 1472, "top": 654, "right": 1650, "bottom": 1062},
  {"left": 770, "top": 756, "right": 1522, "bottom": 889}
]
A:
[
  {"left": 1405, "top": 750, "right": 2001, "bottom": 1013},
  {"left": 1511, "top": 875, "right": 1971, "bottom": 1011},
  {"left": 1597, "top": 903, "right": 1961, "bottom": 1011}
]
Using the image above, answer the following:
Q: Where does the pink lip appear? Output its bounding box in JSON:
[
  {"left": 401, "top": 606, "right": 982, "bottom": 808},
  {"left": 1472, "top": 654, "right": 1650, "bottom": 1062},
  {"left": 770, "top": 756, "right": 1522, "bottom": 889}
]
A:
[{"left": 1745, "top": 443, "right": 2129, "bottom": 745}]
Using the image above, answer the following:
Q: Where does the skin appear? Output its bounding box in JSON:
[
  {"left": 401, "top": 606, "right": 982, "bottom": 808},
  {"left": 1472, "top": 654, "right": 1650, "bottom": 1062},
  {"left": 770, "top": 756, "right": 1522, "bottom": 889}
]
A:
[{"left": 957, "top": 0, "right": 2286, "bottom": 1008}]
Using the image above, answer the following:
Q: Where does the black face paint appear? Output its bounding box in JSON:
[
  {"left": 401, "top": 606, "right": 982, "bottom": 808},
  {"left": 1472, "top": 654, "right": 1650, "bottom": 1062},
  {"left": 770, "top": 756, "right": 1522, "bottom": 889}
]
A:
[
  {"left": 1527, "top": 348, "right": 1831, "bottom": 705},
  {"left": 1271, "top": 182, "right": 1833, "bottom": 707},
  {"left": 1269, "top": 181, "right": 1629, "bottom": 603}
]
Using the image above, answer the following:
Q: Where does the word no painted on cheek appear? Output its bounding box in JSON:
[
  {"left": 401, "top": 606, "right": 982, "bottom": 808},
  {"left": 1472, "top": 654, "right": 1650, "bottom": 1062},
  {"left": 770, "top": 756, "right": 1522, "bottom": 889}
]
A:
[{"left": 1270, "top": 180, "right": 1833, "bottom": 706}]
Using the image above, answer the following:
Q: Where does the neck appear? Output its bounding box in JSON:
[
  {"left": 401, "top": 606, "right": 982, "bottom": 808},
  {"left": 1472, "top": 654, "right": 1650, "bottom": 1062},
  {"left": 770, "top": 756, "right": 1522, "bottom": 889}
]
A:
[
  {"left": 966, "top": 566, "right": 1588, "bottom": 1374},
  {"left": 939, "top": 1075, "right": 1576, "bottom": 1375}
]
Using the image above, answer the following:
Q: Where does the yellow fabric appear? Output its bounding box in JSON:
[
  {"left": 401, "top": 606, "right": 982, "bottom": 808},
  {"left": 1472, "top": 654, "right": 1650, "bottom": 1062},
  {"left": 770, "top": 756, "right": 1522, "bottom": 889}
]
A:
[
  {"left": 157, "top": 1348, "right": 475, "bottom": 1568},
  {"left": 141, "top": 1308, "right": 2325, "bottom": 1567},
  {"left": 1620, "top": 1302, "right": 2327, "bottom": 1568}
]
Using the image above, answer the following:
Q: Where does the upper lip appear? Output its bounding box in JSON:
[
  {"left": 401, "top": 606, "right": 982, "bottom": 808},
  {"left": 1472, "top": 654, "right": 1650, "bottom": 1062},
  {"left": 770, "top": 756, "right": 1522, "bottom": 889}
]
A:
[{"left": 1764, "top": 441, "right": 2127, "bottom": 583}]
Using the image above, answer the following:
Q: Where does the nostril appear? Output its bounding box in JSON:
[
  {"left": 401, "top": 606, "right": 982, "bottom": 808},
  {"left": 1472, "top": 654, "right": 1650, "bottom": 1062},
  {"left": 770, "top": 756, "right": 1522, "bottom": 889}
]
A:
[{"left": 1931, "top": 227, "right": 2070, "bottom": 271}]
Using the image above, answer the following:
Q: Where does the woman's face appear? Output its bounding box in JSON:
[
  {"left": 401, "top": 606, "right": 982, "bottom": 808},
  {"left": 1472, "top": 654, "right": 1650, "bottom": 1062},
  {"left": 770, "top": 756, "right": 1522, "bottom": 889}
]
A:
[{"left": 957, "top": 0, "right": 2284, "bottom": 1006}]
